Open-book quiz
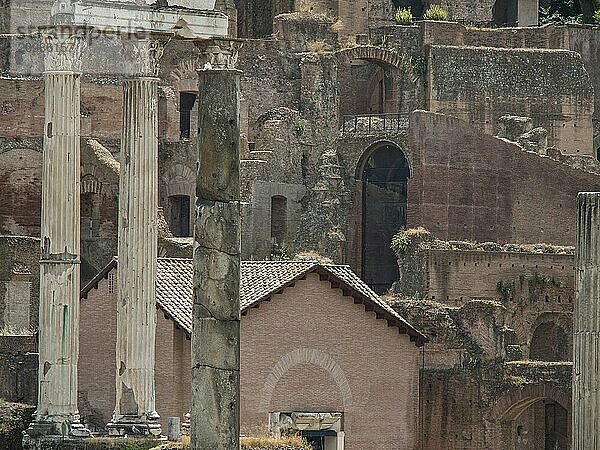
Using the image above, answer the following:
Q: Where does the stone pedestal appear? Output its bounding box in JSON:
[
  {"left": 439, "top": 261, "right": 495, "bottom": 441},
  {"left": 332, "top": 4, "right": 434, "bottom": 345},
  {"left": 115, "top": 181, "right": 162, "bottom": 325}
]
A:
[
  {"left": 24, "top": 25, "right": 90, "bottom": 440},
  {"left": 191, "top": 66, "right": 242, "bottom": 450},
  {"left": 107, "top": 36, "right": 165, "bottom": 438},
  {"left": 574, "top": 192, "right": 600, "bottom": 449}
]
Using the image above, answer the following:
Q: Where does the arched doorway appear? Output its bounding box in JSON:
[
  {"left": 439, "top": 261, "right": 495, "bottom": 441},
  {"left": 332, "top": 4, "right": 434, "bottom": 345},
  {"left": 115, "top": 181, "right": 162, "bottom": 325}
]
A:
[
  {"left": 493, "top": 384, "right": 571, "bottom": 450},
  {"left": 493, "top": 0, "right": 518, "bottom": 26},
  {"left": 358, "top": 142, "right": 410, "bottom": 293},
  {"left": 502, "top": 398, "right": 568, "bottom": 449}
]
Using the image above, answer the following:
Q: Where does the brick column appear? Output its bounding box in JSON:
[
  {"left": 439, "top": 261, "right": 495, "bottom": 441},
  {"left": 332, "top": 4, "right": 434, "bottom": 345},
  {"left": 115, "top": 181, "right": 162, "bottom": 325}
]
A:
[
  {"left": 24, "top": 25, "right": 90, "bottom": 439},
  {"left": 107, "top": 35, "right": 167, "bottom": 437},
  {"left": 574, "top": 192, "right": 600, "bottom": 449},
  {"left": 191, "top": 40, "right": 241, "bottom": 450}
]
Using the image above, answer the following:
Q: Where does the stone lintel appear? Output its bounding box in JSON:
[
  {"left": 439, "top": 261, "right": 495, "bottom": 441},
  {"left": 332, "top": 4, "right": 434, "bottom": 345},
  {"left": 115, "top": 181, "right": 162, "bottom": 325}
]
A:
[{"left": 71, "top": 1, "right": 227, "bottom": 39}]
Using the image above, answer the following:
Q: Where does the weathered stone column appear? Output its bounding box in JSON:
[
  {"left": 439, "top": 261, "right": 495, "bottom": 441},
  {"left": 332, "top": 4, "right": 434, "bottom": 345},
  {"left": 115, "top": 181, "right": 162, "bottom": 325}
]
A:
[
  {"left": 574, "top": 192, "right": 600, "bottom": 450},
  {"left": 25, "top": 25, "right": 90, "bottom": 439},
  {"left": 107, "top": 35, "right": 166, "bottom": 437},
  {"left": 192, "top": 40, "right": 241, "bottom": 450}
]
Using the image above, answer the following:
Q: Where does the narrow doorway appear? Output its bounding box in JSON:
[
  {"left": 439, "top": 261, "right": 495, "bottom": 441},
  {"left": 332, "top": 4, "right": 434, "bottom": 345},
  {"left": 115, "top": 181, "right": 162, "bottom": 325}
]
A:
[
  {"left": 168, "top": 194, "right": 191, "bottom": 237},
  {"left": 360, "top": 142, "right": 410, "bottom": 293}
]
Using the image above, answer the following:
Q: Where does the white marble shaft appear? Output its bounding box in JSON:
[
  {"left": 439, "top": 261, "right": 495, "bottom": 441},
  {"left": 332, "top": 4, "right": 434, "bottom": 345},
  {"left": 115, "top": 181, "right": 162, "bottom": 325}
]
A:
[
  {"left": 35, "top": 26, "right": 88, "bottom": 436},
  {"left": 574, "top": 192, "right": 600, "bottom": 450},
  {"left": 111, "top": 37, "right": 162, "bottom": 435}
]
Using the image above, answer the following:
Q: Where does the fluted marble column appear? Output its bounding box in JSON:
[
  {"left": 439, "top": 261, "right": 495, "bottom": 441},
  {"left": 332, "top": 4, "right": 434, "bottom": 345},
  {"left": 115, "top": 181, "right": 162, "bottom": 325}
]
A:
[
  {"left": 107, "top": 35, "right": 166, "bottom": 437},
  {"left": 574, "top": 192, "right": 600, "bottom": 449},
  {"left": 25, "top": 25, "right": 90, "bottom": 439},
  {"left": 192, "top": 40, "right": 241, "bottom": 450}
]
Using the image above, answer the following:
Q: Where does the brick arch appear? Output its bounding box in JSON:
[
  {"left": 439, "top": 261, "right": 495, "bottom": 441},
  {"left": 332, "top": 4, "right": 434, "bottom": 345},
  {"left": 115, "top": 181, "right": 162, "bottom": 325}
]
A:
[
  {"left": 336, "top": 46, "right": 412, "bottom": 73},
  {"left": 162, "top": 163, "right": 195, "bottom": 199},
  {"left": 528, "top": 312, "right": 572, "bottom": 361},
  {"left": 258, "top": 348, "right": 353, "bottom": 413},
  {"left": 491, "top": 383, "right": 570, "bottom": 422},
  {"left": 170, "top": 57, "right": 201, "bottom": 92}
]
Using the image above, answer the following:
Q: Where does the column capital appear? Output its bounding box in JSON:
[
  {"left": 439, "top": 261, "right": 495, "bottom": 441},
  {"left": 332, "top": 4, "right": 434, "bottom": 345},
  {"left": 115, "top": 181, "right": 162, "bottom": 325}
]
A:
[
  {"left": 121, "top": 33, "right": 171, "bottom": 78},
  {"left": 39, "top": 25, "right": 89, "bottom": 73},
  {"left": 195, "top": 37, "right": 243, "bottom": 71}
]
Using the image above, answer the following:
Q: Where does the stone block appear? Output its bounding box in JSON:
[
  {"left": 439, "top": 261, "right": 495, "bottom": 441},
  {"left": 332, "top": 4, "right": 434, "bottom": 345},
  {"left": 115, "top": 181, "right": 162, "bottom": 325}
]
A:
[
  {"left": 193, "top": 247, "right": 240, "bottom": 320},
  {"left": 197, "top": 71, "right": 240, "bottom": 202},
  {"left": 191, "top": 365, "right": 239, "bottom": 450},
  {"left": 194, "top": 199, "right": 241, "bottom": 254},
  {"left": 192, "top": 317, "right": 239, "bottom": 371}
]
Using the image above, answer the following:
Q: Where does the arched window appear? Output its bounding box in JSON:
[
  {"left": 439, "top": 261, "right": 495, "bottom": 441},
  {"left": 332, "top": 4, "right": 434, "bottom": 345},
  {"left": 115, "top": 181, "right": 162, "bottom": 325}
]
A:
[
  {"left": 530, "top": 322, "right": 569, "bottom": 361},
  {"left": 270, "top": 195, "right": 287, "bottom": 245},
  {"left": 359, "top": 142, "right": 410, "bottom": 293},
  {"left": 168, "top": 194, "right": 191, "bottom": 237}
]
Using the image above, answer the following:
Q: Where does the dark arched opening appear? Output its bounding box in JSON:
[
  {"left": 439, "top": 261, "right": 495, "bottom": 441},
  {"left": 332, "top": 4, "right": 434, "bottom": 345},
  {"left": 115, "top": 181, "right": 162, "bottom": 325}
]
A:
[
  {"left": 359, "top": 142, "right": 410, "bottom": 293},
  {"left": 530, "top": 322, "right": 569, "bottom": 362},
  {"left": 493, "top": 0, "right": 518, "bottom": 26},
  {"left": 270, "top": 195, "right": 288, "bottom": 246},
  {"left": 167, "top": 194, "right": 191, "bottom": 237},
  {"left": 505, "top": 399, "right": 568, "bottom": 450}
]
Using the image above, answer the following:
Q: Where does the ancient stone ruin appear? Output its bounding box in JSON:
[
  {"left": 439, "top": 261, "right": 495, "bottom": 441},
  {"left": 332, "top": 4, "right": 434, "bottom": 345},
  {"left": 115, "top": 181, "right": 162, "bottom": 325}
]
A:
[{"left": 1, "top": 0, "right": 600, "bottom": 449}]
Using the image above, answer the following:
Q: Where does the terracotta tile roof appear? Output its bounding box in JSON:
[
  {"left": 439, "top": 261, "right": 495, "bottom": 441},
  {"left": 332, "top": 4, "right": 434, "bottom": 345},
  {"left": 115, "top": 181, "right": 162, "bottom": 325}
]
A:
[
  {"left": 81, "top": 258, "right": 427, "bottom": 346},
  {"left": 156, "top": 258, "right": 193, "bottom": 334}
]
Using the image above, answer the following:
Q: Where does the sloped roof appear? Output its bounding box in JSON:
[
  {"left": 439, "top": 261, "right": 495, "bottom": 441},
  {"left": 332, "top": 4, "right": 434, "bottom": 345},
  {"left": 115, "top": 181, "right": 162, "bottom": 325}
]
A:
[{"left": 81, "top": 258, "right": 427, "bottom": 347}]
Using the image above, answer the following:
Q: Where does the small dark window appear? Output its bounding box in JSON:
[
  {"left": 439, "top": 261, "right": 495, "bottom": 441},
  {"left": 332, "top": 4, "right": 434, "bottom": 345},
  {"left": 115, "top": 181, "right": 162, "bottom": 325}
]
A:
[
  {"left": 168, "top": 195, "right": 191, "bottom": 237},
  {"left": 270, "top": 195, "right": 287, "bottom": 245},
  {"left": 180, "top": 92, "right": 197, "bottom": 140}
]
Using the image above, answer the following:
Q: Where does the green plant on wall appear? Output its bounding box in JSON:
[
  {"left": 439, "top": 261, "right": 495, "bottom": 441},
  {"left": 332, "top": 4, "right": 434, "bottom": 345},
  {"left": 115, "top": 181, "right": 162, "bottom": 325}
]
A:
[
  {"left": 594, "top": 8, "right": 600, "bottom": 23},
  {"left": 423, "top": 4, "right": 448, "bottom": 21},
  {"left": 294, "top": 120, "right": 306, "bottom": 137},
  {"left": 496, "top": 280, "right": 513, "bottom": 301},
  {"left": 411, "top": 55, "right": 427, "bottom": 77},
  {"left": 395, "top": 7, "right": 413, "bottom": 24}
]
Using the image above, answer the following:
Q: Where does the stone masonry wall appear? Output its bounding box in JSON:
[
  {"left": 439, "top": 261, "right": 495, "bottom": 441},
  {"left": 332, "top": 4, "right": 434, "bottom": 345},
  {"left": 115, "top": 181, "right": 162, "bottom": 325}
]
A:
[
  {"left": 406, "top": 111, "right": 600, "bottom": 246},
  {"left": 0, "top": 236, "right": 39, "bottom": 331},
  {"left": 428, "top": 45, "right": 593, "bottom": 155}
]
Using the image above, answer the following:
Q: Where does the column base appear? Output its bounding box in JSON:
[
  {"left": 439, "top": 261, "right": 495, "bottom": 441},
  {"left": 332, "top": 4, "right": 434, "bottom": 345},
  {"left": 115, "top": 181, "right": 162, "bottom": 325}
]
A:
[
  {"left": 23, "top": 418, "right": 91, "bottom": 439},
  {"left": 107, "top": 417, "right": 162, "bottom": 437}
]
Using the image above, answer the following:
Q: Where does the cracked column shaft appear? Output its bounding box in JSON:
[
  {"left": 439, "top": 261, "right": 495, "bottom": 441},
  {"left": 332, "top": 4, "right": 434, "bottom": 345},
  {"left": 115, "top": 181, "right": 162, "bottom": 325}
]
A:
[
  {"left": 192, "top": 67, "right": 241, "bottom": 450},
  {"left": 29, "top": 25, "right": 89, "bottom": 438},
  {"left": 109, "top": 35, "right": 165, "bottom": 437},
  {"left": 574, "top": 192, "right": 600, "bottom": 450}
]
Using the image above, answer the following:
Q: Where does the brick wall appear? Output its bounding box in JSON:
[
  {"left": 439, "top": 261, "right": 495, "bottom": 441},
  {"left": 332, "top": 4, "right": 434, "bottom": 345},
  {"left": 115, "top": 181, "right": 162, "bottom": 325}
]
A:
[
  {"left": 80, "top": 269, "right": 421, "bottom": 448},
  {"left": 240, "top": 272, "right": 421, "bottom": 450},
  {"left": 79, "top": 268, "right": 190, "bottom": 430}
]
